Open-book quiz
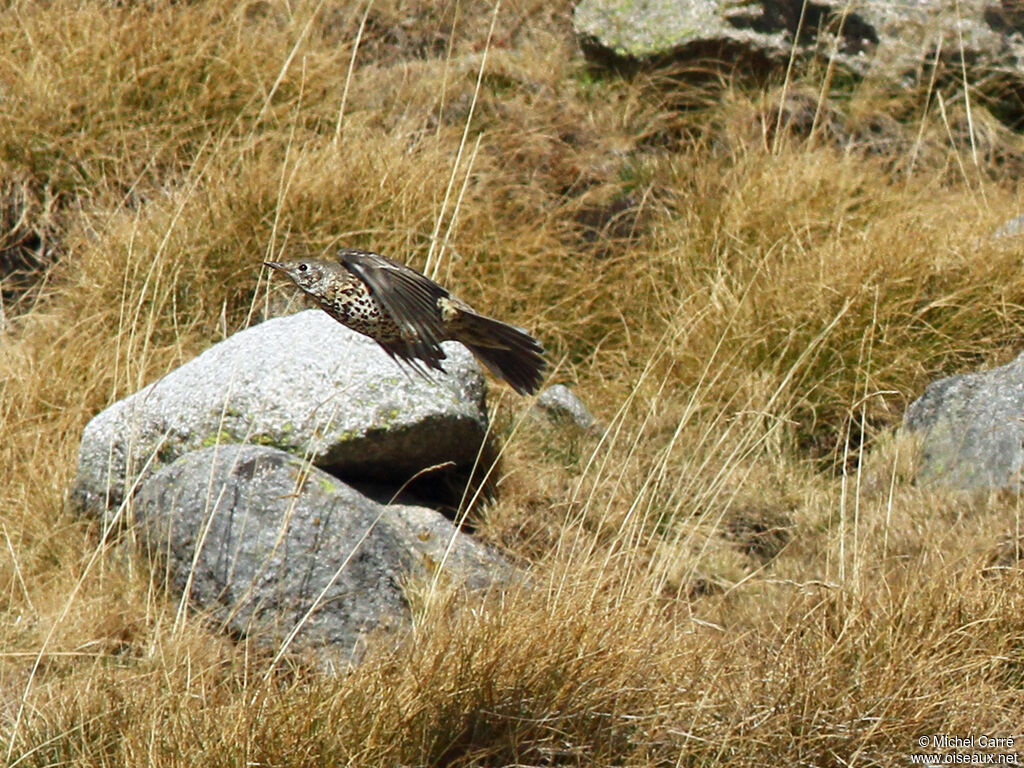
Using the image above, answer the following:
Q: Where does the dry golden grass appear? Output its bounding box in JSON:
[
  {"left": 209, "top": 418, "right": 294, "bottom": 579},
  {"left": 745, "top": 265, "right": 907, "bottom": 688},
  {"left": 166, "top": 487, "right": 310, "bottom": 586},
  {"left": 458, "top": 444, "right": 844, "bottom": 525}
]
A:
[{"left": 4, "top": 0, "right": 1024, "bottom": 765}]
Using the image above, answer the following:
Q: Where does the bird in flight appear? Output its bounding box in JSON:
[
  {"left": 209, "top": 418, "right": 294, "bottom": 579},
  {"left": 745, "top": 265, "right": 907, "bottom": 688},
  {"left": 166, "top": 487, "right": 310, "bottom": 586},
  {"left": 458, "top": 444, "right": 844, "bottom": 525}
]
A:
[{"left": 265, "top": 248, "right": 546, "bottom": 395}]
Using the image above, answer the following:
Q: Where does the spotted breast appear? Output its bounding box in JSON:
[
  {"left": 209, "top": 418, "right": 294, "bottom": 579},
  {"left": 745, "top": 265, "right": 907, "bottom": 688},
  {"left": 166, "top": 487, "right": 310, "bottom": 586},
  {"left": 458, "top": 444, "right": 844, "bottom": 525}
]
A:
[{"left": 318, "top": 274, "right": 406, "bottom": 343}]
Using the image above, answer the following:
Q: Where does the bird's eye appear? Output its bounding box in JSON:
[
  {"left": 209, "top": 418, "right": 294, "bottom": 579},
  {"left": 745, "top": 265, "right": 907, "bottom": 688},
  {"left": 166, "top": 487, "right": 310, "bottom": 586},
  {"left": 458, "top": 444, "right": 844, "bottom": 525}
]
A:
[{"left": 298, "top": 263, "right": 308, "bottom": 273}]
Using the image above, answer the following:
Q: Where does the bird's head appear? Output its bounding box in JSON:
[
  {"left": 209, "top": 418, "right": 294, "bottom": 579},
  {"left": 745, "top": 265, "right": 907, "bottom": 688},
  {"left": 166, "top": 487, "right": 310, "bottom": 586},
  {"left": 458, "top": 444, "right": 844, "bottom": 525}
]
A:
[{"left": 264, "top": 259, "right": 330, "bottom": 294}]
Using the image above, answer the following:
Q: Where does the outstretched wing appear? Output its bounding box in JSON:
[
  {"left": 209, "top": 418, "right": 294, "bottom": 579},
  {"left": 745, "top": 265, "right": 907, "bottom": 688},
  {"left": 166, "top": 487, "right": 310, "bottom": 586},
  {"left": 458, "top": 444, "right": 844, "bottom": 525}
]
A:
[
  {"left": 338, "top": 248, "right": 450, "bottom": 369},
  {"left": 338, "top": 248, "right": 449, "bottom": 344}
]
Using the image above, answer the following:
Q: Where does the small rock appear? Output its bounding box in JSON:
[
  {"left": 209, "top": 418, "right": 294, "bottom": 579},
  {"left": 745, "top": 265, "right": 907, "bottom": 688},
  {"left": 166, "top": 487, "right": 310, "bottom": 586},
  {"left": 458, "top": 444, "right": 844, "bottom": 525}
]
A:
[
  {"left": 993, "top": 214, "right": 1024, "bottom": 239},
  {"left": 904, "top": 352, "right": 1024, "bottom": 490},
  {"left": 535, "top": 384, "right": 598, "bottom": 431},
  {"left": 134, "top": 444, "right": 512, "bottom": 662}
]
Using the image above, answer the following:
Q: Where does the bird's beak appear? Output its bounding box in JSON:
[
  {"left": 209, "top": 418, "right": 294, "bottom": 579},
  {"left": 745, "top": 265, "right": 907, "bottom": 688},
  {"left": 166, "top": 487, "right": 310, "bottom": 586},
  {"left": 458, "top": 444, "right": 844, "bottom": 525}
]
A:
[{"left": 264, "top": 261, "right": 284, "bottom": 271}]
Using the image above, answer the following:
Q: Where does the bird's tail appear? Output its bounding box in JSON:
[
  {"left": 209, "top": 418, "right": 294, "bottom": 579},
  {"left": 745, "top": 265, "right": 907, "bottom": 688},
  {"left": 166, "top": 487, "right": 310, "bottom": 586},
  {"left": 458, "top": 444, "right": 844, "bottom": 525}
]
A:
[{"left": 455, "top": 311, "right": 546, "bottom": 395}]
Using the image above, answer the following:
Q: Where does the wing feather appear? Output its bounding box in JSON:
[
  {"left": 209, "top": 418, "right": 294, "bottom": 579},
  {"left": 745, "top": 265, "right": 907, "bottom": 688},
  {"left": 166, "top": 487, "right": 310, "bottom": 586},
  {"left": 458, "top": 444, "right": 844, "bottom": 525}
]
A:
[
  {"left": 338, "top": 248, "right": 449, "bottom": 367},
  {"left": 378, "top": 340, "right": 446, "bottom": 380},
  {"left": 338, "top": 249, "right": 448, "bottom": 347}
]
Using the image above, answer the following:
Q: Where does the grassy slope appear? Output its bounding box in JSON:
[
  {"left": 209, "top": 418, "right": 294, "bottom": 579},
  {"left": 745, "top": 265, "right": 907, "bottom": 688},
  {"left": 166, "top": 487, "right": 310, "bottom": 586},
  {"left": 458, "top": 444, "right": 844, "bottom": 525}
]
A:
[{"left": 3, "top": 1, "right": 1024, "bottom": 765}]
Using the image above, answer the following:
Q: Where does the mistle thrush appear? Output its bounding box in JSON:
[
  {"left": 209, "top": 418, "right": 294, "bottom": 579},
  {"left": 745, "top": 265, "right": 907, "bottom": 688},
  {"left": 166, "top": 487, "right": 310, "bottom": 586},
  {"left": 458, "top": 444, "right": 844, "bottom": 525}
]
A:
[{"left": 265, "top": 248, "right": 546, "bottom": 395}]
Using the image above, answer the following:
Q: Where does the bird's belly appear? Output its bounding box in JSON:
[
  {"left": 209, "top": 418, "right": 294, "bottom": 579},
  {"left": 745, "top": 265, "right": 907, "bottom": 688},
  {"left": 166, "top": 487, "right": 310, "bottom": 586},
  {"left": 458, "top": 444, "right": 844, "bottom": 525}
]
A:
[{"left": 321, "top": 286, "right": 403, "bottom": 341}]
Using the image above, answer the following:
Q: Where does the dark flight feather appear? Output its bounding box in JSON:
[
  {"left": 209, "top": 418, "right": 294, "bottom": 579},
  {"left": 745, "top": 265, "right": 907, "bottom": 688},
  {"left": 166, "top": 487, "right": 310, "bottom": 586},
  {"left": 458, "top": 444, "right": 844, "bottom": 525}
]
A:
[{"left": 338, "top": 249, "right": 450, "bottom": 361}]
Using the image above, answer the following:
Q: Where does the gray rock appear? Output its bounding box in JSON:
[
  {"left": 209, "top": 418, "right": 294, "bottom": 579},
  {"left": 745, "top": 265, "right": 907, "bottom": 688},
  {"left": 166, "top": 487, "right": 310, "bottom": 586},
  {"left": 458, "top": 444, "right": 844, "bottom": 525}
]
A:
[
  {"left": 134, "top": 444, "right": 511, "bottom": 661},
  {"left": 73, "top": 310, "right": 487, "bottom": 518},
  {"left": 575, "top": 0, "right": 1022, "bottom": 95},
  {"left": 575, "top": 0, "right": 793, "bottom": 63},
  {"left": 535, "top": 384, "right": 598, "bottom": 431},
  {"left": 994, "top": 214, "right": 1024, "bottom": 239},
  {"left": 904, "top": 352, "right": 1024, "bottom": 489}
]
